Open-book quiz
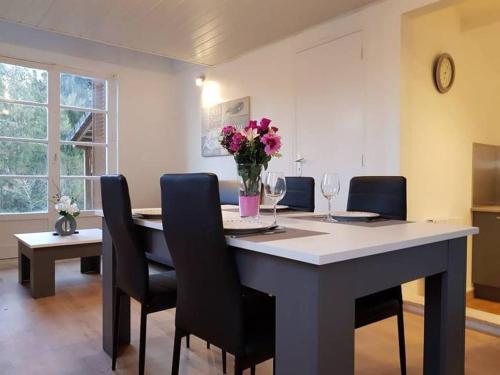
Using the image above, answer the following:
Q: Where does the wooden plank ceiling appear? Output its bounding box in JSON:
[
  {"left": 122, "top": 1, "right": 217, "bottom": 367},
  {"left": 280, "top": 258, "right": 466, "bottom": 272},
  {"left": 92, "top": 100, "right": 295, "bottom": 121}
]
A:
[{"left": 0, "top": 0, "right": 377, "bottom": 66}]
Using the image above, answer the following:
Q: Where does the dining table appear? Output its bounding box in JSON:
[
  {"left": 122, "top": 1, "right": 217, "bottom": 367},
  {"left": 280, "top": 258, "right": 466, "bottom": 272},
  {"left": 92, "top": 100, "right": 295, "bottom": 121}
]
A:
[{"left": 98, "top": 206, "right": 478, "bottom": 375}]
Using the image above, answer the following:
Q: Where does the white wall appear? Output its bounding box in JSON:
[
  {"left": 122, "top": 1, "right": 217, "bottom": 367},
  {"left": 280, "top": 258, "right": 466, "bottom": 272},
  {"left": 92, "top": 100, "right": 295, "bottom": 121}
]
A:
[
  {"left": 174, "top": 0, "right": 440, "bottom": 181},
  {"left": 0, "top": 21, "right": 186, "bottom": 258},
  {"left": 0, "top": 0, "right": 443, "bottom": 260},
  {"left": 401, "top": 7, "right": 500, "bottom": 293}
]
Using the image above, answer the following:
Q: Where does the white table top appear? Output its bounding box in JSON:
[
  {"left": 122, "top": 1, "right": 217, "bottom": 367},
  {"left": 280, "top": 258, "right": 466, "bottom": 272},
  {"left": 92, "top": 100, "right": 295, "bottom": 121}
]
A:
[
  {"left": 96, "top": 208, "right": 478, "bottom": 265},
  {"left": 15, "top": 229, "right": 102, "bottom": 249}
]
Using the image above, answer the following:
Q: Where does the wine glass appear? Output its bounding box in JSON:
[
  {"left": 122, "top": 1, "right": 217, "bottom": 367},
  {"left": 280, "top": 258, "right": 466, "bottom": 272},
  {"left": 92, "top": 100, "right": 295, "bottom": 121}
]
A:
[
  {"left": 264, "top": 172, "right": 287, "bottom": 227},
  {"left": 321, "top": 173, "right": 340, "bottom": 222}
]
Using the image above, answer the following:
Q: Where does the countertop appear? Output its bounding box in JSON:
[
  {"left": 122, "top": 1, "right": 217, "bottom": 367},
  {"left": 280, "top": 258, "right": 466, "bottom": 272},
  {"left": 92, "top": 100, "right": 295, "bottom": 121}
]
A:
[{"left": 471, "top": 205, "right": 500, "bottom": 213}]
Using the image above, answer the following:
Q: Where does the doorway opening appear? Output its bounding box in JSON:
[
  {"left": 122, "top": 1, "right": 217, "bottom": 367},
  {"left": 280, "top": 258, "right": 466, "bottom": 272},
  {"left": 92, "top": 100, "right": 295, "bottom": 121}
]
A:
[{"left": 401, "top": 0, "right": 500, "bottom": 331}]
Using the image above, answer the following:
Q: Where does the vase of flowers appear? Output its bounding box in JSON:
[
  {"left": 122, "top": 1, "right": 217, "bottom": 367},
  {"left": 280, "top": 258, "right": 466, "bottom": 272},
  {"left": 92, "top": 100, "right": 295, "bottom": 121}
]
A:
[
  {"left": 236, "top": 163, "right": 263, "bottom": 217},
  {"left": 53, "top": 194, "right": 80, "bottom": 236},
  {"left": 220, "top": 117, "right": 282, "bottom": 218}
]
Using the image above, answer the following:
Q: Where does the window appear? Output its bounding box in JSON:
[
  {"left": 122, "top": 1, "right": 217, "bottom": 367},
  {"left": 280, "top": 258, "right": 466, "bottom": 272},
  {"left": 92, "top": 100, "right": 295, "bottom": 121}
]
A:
[
  {"left": 59, "top": 73, "right": 108, "bottom": 211},
  {"left": 0, "top": 58, "right": 116, "bottom": 214},
  {"left": 0, "top": 62, "right": 49, "bottom": 213}
]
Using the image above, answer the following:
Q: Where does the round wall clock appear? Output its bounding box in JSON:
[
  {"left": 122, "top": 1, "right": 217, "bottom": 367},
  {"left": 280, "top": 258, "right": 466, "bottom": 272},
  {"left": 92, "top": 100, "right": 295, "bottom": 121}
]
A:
[{"left": 434, "top": 53, "right": 455, "bottom": 93}]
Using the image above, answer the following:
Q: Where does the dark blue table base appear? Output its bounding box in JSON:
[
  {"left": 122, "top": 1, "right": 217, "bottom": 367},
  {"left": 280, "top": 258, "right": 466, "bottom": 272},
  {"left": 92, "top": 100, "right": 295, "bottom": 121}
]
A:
[{"left": 101, "top": 218, "right": 467, "bottom": 375}]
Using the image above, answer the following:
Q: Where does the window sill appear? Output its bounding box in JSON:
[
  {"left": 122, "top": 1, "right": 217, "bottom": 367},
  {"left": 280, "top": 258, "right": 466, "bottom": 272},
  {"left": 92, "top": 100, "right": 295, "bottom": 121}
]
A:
[{"left": 0, "top": 210, "right": 99, "bottom": 221}]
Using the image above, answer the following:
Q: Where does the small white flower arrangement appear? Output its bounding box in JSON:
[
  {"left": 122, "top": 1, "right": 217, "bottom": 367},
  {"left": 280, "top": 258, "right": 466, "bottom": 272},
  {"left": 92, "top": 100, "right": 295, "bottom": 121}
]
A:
[{"left": 53, "top": 194, "right": 80, "bottom": 217}]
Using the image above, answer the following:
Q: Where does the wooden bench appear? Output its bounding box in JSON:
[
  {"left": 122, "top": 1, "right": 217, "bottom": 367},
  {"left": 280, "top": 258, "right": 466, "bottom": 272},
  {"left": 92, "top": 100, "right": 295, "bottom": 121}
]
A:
[{"left": 15, "top": 229, "right": 102, "bottom": 298}]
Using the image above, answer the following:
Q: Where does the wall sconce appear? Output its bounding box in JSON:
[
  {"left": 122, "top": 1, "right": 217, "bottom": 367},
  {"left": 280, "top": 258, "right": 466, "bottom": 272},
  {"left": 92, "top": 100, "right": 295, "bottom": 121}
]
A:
[
  {"left": 201, "top": 81, "right": 221, "bottom": 108},
  {"left": 195, "top": 75, "right": 205, "bottom": 87}
]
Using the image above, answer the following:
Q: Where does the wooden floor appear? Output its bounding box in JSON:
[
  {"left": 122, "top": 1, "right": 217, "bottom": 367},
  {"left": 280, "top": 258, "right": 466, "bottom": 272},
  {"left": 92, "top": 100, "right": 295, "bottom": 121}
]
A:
[
  {"left": 0, "top": 259, "right": 498, "bottom": 375},
  {"left": 467, "top": 292, "right": 500, "bottom": 315}
]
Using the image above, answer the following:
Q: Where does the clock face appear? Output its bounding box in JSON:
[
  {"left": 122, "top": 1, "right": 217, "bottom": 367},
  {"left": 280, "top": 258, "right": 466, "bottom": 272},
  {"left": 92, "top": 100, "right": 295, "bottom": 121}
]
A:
[
  {"left": 435, "top": 54, "right": 455, "bottom": 93},
  {"left": 440, "top": 58, "right": 453, "bottom": 87}
]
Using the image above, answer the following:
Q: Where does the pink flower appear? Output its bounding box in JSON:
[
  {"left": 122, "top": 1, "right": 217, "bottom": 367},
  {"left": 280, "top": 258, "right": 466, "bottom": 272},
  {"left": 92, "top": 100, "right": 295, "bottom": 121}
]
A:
[
  {"left": 244, "top": 120, "right": 258, "bottom": 131},
  {"left": 230, "top": 132, "right": 245, "bottom": 153},
  {"left": 261, "top": 133, "right": 281, "bottom": 155},
  {"left": 222, "top": 125, "right": 236, "bottom": 134}
]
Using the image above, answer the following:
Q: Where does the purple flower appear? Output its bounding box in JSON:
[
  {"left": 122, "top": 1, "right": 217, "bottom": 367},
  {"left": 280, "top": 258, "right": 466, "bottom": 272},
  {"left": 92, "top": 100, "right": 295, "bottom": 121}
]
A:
[
  {"left": 260, "top": 118, "right": 271, "bottom": 130},
  {"left": 244, "top": 120, "right": 258, "bottom": 131},
  {"left": 261, "top": 133, "right": 281, "bottom": 155}
]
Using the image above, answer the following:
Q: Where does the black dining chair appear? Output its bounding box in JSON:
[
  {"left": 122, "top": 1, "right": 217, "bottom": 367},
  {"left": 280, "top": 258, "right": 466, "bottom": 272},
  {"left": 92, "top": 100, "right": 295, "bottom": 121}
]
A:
[
  {"left": 101, "top": 175, "right": 177, "bottom": 375},
  {"left": 347, "top": 176, "right": 407, "bottom": 375},
  {"left": 160, "top": 173, "right": 275, "bottom": 375},
  {"left": 219, "top": 180, "right": 240, "bottom": 205},
  {"left": 279, "top": 176, "right": 315, "bottom": 212}
]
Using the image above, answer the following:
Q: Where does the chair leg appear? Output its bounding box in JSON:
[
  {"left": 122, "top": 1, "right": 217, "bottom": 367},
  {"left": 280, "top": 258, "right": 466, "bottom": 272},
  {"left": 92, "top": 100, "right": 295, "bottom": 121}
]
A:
[
  {"left": 139, "top": 305, "right": 148, "bottom": 375},
  {"left": 112, "top": 288, "right": 121, "bottom": 371},
  {"left": 234, "top": 357, "right": 243, "bottom": 375},
  {"left": 186, "top": 334, "right": 190, "bottom": 348},
  {"left": 397, "top": 305, "right": 407, "bottom": 375},
  {"left": 222, "top": 350, "right": 227, "bottom": 374},
  {"left": 251, "top": 364, "right": 256, "bottom": 375},
  {"left": 171, "top": 328, "right": 183, "bottom": 375}
]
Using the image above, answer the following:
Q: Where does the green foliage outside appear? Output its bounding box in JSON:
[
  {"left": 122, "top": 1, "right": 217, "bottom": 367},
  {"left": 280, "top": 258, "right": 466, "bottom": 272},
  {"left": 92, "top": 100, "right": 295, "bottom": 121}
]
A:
[{"left": 0, "top": 63, "right": 102, "bottom": 213}]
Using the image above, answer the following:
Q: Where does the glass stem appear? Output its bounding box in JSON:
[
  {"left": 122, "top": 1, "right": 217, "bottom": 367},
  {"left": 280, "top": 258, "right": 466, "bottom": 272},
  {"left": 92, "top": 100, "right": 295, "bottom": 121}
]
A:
[
  {"left": 327, "top": 199, "right": 332, "bottom": 219},
  {"left": 273, "top": 203, "right": 278, "bottom": 227}
]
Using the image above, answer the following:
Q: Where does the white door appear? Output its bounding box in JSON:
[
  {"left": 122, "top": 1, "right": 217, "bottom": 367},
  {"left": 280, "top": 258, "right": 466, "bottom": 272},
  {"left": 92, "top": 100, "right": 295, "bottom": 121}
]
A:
[{"left": 294, "top": 31, "right": 365, "bottom": 211}]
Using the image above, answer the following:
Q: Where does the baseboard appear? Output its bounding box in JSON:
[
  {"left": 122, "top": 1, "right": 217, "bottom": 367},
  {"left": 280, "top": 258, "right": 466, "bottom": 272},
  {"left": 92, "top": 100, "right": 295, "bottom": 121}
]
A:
[
  {"left": 0, "top": 243, "right": 17, "bottom": 259},
  {"left": 404, "top": 295, "right": 500, "bottom": 337}
]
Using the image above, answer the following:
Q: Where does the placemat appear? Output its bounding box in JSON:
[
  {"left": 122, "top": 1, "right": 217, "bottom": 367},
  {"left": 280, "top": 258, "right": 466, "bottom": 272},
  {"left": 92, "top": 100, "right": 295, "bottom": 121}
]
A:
[
  {"left": 294, "top": 215, "right": 409, "bottom": 228},
  {"left": 228, "top": 227, "right": 328, "bottom": 242},
  {"left": 223, "top": 208, "right": 294, "bottom": 215}
]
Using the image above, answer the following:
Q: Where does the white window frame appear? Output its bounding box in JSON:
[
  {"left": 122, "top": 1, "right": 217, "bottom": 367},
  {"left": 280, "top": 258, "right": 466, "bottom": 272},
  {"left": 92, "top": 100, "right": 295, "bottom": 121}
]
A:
[{"left": 0, "top": 55, "right": 118, "bottom": 221}]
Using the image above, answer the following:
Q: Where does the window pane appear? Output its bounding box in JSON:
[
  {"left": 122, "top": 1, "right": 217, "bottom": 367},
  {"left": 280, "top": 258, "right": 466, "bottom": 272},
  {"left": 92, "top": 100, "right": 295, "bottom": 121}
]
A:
[
  {"left": 0, "top": 102, "right": 47, "bottom": 139},
  {"left": 0, "top": 178, "right": 48, "bottom": 213},
  {"left": 0, "top": 141, "right": 47, "bottom": 175},
  {"left": 60, "top": 109, "right": 106, "bottom": 142},
  {"left": 60, "top": 178, "right": 101, "bottom": 210},
  {"left": 60, "top": 73, "right": 106, "bottom": 110},
  {"left": 0, "top": 62, "right": 48, "bottom": 103},
  {"left": 60, "top": 145, "right": 106, "bottom": 176}
]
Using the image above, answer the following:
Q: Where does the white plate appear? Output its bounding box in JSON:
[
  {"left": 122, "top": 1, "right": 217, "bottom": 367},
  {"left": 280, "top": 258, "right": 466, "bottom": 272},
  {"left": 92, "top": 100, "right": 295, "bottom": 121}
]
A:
[
  {"left": 259, "top": 204, "right": 289, "bottom": 211},
  {"left": 223, "top": 219, "right": 274, "bottom": 234},
  {"left": 132, "top": 208, "right": 162, "bottom": 219},
  {"left": 332, "top": 211, "right": 380, "bottom": 220}
]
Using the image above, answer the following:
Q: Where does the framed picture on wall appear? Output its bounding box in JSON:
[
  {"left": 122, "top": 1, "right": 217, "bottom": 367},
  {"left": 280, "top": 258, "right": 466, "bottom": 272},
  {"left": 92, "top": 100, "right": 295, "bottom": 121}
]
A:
[{"left": 201, "top": 96, "right": 250, "bottom": 157}]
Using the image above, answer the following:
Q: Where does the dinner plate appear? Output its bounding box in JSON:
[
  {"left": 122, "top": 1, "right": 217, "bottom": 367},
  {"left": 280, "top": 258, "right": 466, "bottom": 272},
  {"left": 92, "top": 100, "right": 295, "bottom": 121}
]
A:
[
  {"left": 132, "top": 208, "right": 162, "bottom": 219},
  {"left": 331, "top": 211, "right": 380, "bottom": 221},
  {"left": 259, "top": 204, "right": 289, "bottom": 211},
  {"left": 223, "top": 219, "right": 275, "bottom": 234}
]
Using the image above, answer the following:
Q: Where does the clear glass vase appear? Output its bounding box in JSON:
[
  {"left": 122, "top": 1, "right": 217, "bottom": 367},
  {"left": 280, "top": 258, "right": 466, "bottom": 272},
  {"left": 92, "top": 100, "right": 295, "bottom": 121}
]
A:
[{"left": 237, "top": 163, "right": 263, "bottom": 218}]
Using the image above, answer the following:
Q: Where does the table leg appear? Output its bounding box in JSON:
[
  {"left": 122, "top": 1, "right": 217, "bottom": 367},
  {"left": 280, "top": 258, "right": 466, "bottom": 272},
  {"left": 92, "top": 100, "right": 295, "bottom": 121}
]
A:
[
  {"left": 30, "top": 253, "right": 55, "bottom": 298},
  {"left": 102, "top": 219, "right": 130, "bottom": 356},
  {"left": 424, "top": 238, "right": 467, "bottom": 375},
  {"left": 18, "top": 244, "right": 30, "bottom": 284},
  {"left": 81, "top": 256, "right": 101, "bottom": 274},
  {"left": 273, "top": 261, "right": 355, "bottom": 374}
]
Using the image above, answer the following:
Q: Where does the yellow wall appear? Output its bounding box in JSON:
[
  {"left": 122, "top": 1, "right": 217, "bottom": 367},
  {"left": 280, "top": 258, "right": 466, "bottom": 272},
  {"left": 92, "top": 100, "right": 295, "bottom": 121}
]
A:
[{"left": 401, "top": 7, "right": 500, "bottom": 294}]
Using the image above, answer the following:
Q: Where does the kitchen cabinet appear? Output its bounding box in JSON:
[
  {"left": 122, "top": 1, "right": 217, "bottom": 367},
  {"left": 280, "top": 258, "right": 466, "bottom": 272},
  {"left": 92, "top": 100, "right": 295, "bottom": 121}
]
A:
[{"left": 472, "top": 208, "right": 500, "bottom": 302}]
